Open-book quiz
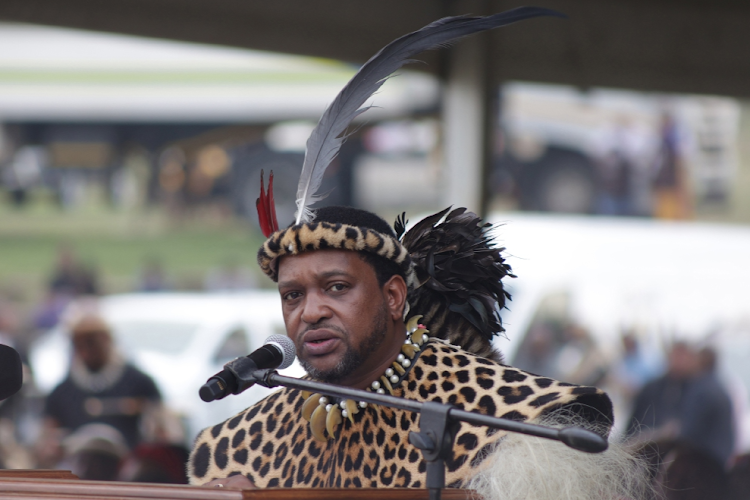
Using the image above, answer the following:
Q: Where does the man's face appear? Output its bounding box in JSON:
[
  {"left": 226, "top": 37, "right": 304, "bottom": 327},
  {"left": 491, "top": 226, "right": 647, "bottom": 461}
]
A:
[
  {"left": 72, "top": 330, "right": 112, "bottom": 373},
  {"left": 277, "top": 249, "right": 392, "bottom": 383},
  {"left": 667, "top": 344, "right": 699, "bottom": 379}
]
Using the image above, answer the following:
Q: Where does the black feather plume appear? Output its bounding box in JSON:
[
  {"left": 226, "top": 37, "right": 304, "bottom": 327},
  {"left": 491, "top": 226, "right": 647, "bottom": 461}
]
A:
[{"left": 399, "top": 208, "right": 514, "bottom": 360}]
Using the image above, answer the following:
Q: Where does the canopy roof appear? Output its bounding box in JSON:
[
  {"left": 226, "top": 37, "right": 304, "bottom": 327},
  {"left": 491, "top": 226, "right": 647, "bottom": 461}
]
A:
[
  {"left": 1, "top": 0, "right": 749, "bottom": 97},
  {"left": 0, "top": 22, "right": 437, "bottom": 122}
]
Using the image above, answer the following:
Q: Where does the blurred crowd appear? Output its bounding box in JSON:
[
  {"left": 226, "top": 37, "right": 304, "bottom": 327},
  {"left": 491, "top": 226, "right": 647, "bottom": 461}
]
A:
[
  {"left": 0, "top": 244, "right": 258, "bottom": 483},
  {"left": 514, "top": 320, "right": 749, "bottom": 500},
  {"left": 1, "top": 310, "right": 190, "bottom": 482}
]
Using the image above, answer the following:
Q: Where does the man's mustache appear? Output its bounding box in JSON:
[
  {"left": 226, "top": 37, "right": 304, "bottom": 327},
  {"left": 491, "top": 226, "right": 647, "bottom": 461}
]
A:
[{"left": 299, "top": 323, "right": 348, "bottom": 338}]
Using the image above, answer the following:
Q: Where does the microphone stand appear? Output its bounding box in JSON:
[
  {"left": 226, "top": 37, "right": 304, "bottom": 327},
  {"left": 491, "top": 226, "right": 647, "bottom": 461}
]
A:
[{"left": 247, "top": 369, "right": 608, "bottom": 500}]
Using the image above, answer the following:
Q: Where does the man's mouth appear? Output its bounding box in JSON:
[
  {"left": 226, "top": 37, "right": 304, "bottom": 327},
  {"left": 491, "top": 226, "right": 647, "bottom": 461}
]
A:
[{"left": 301, "top": 330, "right": 342, "bottom": 356}]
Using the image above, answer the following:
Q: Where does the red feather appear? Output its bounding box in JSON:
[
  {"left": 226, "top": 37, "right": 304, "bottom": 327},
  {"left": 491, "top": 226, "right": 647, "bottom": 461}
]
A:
[{"left": 256, "top": 170, "right": 273, "bottom": 237}]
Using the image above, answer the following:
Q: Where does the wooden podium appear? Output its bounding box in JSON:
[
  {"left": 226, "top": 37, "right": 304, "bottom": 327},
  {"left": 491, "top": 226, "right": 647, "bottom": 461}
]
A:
[{"left": 0, "top": 471, "right": 472, "bottom": 499}]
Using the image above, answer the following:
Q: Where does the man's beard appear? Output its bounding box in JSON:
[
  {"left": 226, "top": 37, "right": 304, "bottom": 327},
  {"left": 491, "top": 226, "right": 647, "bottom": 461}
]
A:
[{"left": 299, "top": 304, "right": 389, "bottom": 384}]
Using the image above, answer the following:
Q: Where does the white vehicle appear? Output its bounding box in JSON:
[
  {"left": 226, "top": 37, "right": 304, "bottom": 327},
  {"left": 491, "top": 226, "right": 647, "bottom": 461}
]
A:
[{"left": 29, "top": 291, "right": 303, "bottom": 445}]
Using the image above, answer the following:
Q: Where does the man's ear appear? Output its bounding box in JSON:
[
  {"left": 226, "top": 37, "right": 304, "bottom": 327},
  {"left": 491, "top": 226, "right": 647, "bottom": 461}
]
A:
[{"left": 382, "top": 275, "right": 408, "bottom": 321}]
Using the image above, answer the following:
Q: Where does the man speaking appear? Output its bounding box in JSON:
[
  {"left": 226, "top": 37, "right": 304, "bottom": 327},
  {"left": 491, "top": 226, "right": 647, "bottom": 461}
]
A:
[{"left": 189, "top": 8, "right": 648, "bottom": 499}]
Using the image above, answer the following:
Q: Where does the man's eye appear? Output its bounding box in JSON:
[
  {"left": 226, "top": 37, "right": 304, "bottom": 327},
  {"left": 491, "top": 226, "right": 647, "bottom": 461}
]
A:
[
  {"left": 329, "top": 283, "right": 348, "bottom": 292},
  {"left": 283, "top": 291, "right": 302, "bottom": 301}
]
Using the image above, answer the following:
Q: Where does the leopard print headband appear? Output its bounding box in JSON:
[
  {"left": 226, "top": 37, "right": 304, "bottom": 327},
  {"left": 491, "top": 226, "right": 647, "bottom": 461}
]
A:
[{"left": 257, "top": 220, "right": 416, "bottom": 286}]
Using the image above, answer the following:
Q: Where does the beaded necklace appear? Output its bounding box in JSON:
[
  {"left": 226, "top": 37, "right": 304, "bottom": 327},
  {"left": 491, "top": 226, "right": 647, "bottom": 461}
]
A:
[{"left": 300, "top": 315, "right": 429, "bottom": 441}]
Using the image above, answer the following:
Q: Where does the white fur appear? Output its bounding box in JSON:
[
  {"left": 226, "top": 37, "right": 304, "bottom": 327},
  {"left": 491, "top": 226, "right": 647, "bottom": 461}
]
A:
[{"left": 466, "top": 414, "right": 654, "bottom": 500}]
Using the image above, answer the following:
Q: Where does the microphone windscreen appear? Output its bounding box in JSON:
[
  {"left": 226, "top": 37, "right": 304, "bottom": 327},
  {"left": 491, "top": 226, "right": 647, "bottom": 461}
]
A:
[
  {"left": 264, "top": 335, "right": 296, "bottom": 370},
  {"left": 0, "top": 344, "right": 23, "bottom": 401}
]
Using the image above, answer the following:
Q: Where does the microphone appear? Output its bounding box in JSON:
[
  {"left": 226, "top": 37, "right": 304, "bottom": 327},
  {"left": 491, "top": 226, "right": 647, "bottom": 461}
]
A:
[
  {"left": 200, "top": 335, "right": 295, "bottom": 402},
  {"left": 558, "top": 426, "right": 608, "bottom": 453},
  {"left": 0, "top": 344, "right": 23, "bottom": 401}
]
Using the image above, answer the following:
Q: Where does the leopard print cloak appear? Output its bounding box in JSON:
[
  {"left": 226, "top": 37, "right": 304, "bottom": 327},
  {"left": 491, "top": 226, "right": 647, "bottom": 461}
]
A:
[{"left": 189, "top": 340, "right": 613, "bottom": 488}]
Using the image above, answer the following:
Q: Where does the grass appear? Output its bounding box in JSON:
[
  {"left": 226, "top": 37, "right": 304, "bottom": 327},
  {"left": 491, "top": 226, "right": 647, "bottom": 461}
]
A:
[{"left": 0, "top": 194, "right": 269, "bottom": 310}]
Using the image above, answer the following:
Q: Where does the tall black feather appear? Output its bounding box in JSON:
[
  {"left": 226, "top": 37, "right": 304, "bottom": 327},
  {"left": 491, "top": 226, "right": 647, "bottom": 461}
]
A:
[
  {"left": 294, "top": 7, "right": 565, "bottom": 224},
  {"left": 400, "top": 208, "right": 514, "bottom": 361}
]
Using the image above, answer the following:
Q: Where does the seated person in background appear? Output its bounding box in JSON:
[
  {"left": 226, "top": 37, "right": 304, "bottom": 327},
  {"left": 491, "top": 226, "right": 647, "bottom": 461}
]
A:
[
  {"left": 628, "top": 343, "right": 735, "bottom": 467},
  {"left": 627, "top": 342, "right": 695, "bottom": 442},
  {"left": 119, "top": 442, "right": 190, "bottom": 484},
  {"left": 728, "top": 453, "right": 750, "bottom": 500},
  {"left": 678, "top": 347, "right": 735, "bottom": 467},
  {"left": 638, "top": 439, "right": 730, "bottom": 500},
  {"left": 59, "top": 423, "right": 129, "bottom": 481},
  {"left": 41, "top": 314, "right": 162, "bottom": 457}
]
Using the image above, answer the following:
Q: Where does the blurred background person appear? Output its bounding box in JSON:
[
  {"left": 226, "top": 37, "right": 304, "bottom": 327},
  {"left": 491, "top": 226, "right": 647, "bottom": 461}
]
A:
[
  {"left": 627, "top": 342, "right": 697, "bottom": 442},
  {"left": 641, "top": 440, "right": 730, "bottom": 500},
  {"left": 678, "top": 346, "right": 735, "bottom": 467},
  {"left": 606, "top": 330, "right": 664, "bottom": 429},
  {"left": 652, "top": 112, "right": 691, "bottom": 219},
  {"left": 612, "top": 332, "right": 664, "bottom": 397},
  {"left": 58, "top": 423, "right": 128, "bottom": 481},
  {"left": 37, "top": 314, "right": 162, "bottom": 467},
  {"left": 203, "top": 255, "right": 256, "bottom": 292},
  {"left": 511, "top": 293, "right": 607, "bottom": 386},
  {"left": 32, "top": 290, "right": 75, "bottom": 332},
  {"left": 134, "top": 255, "right": 170, "bottom": 293},
  {"left": 157, "top": 147, "right": 187, "bottom": 221},
  {"left": 118, "top": 442, "right": 189, "bottom": 484},
  {"left": 0, "top": 145, "right": 45, "bottom": 209},
  {"left": 554, "top": 323, "right": 609, "bottom": 386},
  {"left": 511, "top": 322, "right": 557, "bottom": 377},
  {"left": 595, "top": 116, "right": 642, "bottom": 216},
  {"left": 48, "top": 245, "right": 99, "bottom": 298},
  {"left": 34, "top": 245, "right": 100, "bottom": 331},
  {"left": 728, "top": 453, "right": 750, "bottom": 500},
  {"left": 628, "top": 342, "right": 736, "bottom": 467}
]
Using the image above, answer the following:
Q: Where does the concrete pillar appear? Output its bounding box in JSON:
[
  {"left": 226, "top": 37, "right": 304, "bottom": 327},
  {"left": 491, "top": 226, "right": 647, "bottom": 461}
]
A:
[{"left": 442, "top": 31, "right": 489, "bottom": 215}]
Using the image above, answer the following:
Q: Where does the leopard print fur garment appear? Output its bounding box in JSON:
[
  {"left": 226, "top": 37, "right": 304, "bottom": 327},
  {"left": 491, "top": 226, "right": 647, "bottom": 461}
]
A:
[{"left": 189, "top": 340, "right": 613, "bottom": 487}]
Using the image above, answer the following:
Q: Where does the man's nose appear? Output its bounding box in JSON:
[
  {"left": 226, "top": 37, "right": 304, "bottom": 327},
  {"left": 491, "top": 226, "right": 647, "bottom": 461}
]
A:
[{"left": 300, "top": 291, "right": 332, "bottom": 324}]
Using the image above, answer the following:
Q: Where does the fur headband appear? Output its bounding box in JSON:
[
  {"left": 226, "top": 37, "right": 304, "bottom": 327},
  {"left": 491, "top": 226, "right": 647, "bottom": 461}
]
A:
[{"left": 257, "top": 220, "right": 415, "bottom": 285}]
